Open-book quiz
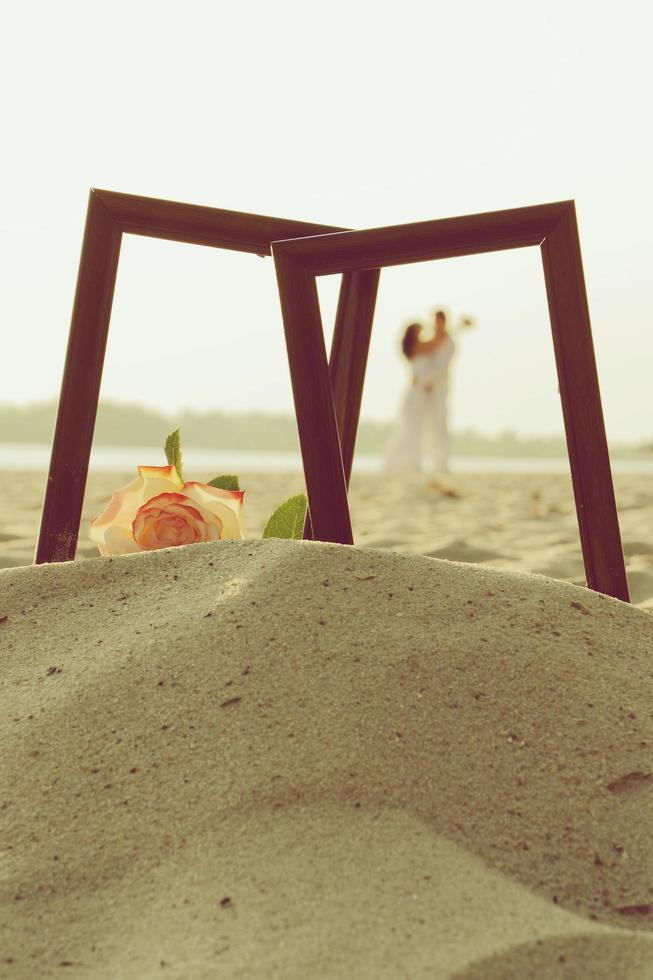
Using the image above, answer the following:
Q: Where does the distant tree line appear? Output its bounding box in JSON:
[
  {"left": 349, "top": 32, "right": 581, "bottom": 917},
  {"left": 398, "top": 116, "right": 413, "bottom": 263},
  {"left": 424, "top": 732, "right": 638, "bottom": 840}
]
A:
[{"left": 0, "top": 400, "right": 649, "bottom": 457}]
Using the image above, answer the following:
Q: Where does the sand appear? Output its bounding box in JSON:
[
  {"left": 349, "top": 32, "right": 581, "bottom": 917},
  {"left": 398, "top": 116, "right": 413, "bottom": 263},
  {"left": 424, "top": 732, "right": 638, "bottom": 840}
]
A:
[
  {"left": 2, "top": 535, "right": 653, "bottom": 978},
  {"left": 1, "top": 469, "right": 653, "bottom": 608}
]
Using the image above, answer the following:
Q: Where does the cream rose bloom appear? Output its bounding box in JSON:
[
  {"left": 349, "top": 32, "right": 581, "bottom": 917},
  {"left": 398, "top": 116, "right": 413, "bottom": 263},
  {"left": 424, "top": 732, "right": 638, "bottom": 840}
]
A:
[{"left": 90, "top": 465, "right": 245, "bottom": 557}]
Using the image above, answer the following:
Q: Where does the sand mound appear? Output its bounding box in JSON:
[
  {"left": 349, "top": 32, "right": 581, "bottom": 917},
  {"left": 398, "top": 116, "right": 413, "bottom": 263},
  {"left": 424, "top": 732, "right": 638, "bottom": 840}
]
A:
[
  {"left": 423, "top": 537, "right": 514, "bottom": 563},
  {"left": 2, "top": 540, "right": 653, "bottom": 979}
]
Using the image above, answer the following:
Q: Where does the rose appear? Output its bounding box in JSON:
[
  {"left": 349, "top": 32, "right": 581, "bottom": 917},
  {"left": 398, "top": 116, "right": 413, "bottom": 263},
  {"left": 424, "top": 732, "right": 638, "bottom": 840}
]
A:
[
  {"left": 90, "top": 465, "right": 245, "bottom": 557},
  {"left": 89, "top": 427, "right": 306, "bottom": 559}
]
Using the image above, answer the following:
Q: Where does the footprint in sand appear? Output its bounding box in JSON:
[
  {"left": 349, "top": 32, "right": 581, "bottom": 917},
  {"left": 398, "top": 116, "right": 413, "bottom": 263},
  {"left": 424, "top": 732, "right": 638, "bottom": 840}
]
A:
[
  {"left": 622, "top": 539, "right": 653, "bottom": 558},
  {"left": 624, "top": 566, "right": 653, "bottom": 605},
  {"left": 75, "top": 545, "right": 101, "bottom": 559},
  {"left": 0, "top": 555, "right": 29, "bottom": 569},
  {"left": 455, "top": 934, "right": 653, "bottom": 980},
  {"left": 424, "top": 539, "right": 514, "bottom": 564},
  {"left": 531, "top": 558, "right": 586, "bottom": 581},
  {"left": 365, "top": 537, "right": 406, "bottom": 550}
]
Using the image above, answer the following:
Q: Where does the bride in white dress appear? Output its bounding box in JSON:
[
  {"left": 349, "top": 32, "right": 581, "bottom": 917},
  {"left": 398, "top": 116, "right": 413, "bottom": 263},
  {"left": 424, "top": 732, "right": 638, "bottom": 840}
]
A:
[{"left": 383, "top": 310, "right": 462, "bottom": 474}]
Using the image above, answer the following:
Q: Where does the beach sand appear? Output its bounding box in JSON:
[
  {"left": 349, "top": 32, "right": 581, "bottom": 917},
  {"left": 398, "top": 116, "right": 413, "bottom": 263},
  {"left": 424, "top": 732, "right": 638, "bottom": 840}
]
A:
[
  {"left": 2, "top": 534, "right": 653, "bottom": 978},
  {"left": 1, "top": 469, "right": 652, "bottom": 607}
]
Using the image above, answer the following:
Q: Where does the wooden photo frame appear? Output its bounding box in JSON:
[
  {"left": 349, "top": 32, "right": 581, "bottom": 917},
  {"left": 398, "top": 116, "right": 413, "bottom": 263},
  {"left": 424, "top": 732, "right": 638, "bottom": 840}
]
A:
[
  {"left": 35, "top": 189, "right": 366, "bottom": 564},
  {"left": 272, "top": 201, "right": 629, "bottom": 602}
]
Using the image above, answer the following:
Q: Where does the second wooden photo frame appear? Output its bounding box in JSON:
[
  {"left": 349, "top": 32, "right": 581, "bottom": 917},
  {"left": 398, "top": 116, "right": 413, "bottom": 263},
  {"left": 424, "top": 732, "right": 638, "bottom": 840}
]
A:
[{"left": 272, "top": 201, "right": 629, "bottom": 602}]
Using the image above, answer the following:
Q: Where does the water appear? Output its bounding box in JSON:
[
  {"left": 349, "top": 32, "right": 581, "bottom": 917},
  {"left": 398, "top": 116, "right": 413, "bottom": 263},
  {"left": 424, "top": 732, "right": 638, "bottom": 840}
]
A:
[{"left": 2, "top": 443, "right": 653, "bottom": 474}]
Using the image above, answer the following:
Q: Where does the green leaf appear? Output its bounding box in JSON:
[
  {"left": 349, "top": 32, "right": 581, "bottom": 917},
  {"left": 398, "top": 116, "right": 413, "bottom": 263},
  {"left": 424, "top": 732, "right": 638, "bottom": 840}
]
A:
[
  {"left": 262, "top": 493, "right": 308, "bottom": 540},
  {"left": 207, "top": 474, "right": 240, "bottom": 491},
  {"left": 164, "top": 428, "right": 183, "bottom": 480}
]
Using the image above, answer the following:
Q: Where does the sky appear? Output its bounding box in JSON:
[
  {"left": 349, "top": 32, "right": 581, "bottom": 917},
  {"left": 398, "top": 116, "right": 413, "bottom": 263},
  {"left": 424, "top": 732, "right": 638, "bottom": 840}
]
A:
[{"left": 1, "top": 0, "right": 652, "bottom": 442}]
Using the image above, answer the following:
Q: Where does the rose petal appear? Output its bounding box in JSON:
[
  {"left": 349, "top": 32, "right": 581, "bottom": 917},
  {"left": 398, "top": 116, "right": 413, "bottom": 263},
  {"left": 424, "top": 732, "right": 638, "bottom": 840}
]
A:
[
  {"left": 133, "top": 492, "right": 227, "bottom": 551},
  {"left": 136, "top": 465, "right": 184, "bottom": 499},
  {"left": 182, "top": 482, "right": 246, "bottom": 539},
  {"left": 90, "top": 466, "right": 185, "bottom": 556},
  {"left": 101, "top": 523, "right": 143, "bottom": 557}
]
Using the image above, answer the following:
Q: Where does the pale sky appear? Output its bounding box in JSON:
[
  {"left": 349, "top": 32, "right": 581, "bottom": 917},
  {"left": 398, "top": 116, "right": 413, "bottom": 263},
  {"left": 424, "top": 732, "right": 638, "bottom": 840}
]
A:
[{"left": 2, "top": 0, "right": 651, "bottom": 441}]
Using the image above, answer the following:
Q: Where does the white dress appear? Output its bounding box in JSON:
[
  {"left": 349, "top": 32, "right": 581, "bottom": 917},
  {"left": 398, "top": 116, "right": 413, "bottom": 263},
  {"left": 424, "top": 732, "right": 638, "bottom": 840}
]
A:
[{"left": 383, "top": 337, "right": 455, "bottom": 473}]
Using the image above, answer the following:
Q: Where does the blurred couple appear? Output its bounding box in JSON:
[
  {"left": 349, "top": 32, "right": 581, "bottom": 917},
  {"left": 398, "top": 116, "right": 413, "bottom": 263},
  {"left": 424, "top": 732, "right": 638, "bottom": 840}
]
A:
[{"left": 383, "top": 309, "right": 474, "bottom": 474}]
